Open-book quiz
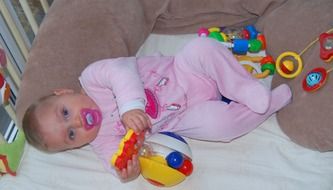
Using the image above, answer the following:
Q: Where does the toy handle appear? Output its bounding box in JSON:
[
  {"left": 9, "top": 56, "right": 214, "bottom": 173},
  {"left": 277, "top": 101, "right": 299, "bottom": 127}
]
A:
[{"left": 111, "top": 130, "right": 146, "bottom": 170}]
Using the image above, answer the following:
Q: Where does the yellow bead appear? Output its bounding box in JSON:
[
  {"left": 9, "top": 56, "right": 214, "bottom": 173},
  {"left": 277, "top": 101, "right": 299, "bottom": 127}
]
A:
[{"left": 208, "top": 27, "right": 220, "bottom": 33}]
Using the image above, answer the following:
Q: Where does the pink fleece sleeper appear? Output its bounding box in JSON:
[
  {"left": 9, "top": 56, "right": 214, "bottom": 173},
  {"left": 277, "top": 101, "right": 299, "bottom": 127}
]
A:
[{"left": 79, "top": 37, "right": 292, "bottom": 176}]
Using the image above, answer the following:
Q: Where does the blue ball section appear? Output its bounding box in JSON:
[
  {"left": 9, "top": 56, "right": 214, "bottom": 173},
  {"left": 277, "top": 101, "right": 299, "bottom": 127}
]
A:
[
  {"left": 306, "top": 72, "right": 322, "bottom": 87},
  {"left": 166, "top": 151, "right": 184, "bottom": 169},
  {"left": 159, "top": 131, "right": 187, "bottom": 144}
]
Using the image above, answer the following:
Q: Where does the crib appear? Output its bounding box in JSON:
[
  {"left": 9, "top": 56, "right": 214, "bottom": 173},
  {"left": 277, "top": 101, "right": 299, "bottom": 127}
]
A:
[{"left": 1, "top": 1, "right": 333, "bottom": 189}]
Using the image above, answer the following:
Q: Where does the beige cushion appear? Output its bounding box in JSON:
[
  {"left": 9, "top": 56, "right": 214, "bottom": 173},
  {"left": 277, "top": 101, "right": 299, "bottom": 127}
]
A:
[
  {"left": 256, "top": 0, "right": 333, "bottom": 151},
  {"left": 17, "top": 0, "right": 286, "bottom": 124}
]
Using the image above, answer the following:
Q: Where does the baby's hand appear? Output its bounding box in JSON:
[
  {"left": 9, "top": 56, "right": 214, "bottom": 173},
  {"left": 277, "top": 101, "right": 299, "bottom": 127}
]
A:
[
  {"left": 115, "top": 155, "right": 141, "bottom": 183},
  {"left": 121, "top": 109, "right": 152, "bottom": 134}
]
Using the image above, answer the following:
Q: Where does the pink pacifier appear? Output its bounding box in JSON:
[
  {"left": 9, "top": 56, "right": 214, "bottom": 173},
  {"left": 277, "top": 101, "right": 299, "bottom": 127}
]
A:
[{"left": 80, "top": 108, "right": 102, "bottom": 130}]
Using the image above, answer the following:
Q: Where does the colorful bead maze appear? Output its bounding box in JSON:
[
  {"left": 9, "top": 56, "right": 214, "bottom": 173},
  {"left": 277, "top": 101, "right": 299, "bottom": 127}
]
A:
[{"left": 198, "top": 25, "right": 274, "bottom": 79}]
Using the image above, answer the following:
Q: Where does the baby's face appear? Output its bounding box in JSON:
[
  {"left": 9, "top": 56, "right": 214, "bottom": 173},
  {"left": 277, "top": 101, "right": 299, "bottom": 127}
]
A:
[{"left": 35, "top": 93, "right": 102, "bottom": 152}]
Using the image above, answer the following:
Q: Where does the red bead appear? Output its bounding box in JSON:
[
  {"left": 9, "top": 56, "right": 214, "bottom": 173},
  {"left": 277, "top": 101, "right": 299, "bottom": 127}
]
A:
[
  {"left": 257, "top": 34, "right": 266, "bottom": 50},
  {"left": 281, "top": 62, "right": 293, "bottom": 74},
  {"left": 178, "top": 159, "right": 193, "bottom": 176},
  {"left": 241, "top": 29, "right": 250, "bottom": 39},
  {"left": 260, "top": 55, "right": 274, "bottom": 65}
]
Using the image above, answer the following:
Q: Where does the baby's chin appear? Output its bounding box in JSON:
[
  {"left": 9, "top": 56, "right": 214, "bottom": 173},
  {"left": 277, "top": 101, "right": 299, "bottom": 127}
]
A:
[{"left": 86, "top": 126, "right": 101, "bottom": 142}]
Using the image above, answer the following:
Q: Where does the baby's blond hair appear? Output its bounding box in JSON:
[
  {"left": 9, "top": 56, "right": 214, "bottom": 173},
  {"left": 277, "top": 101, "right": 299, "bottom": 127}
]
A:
[{"left": 22, "top": 95, "right": 54, "bottom": 151}]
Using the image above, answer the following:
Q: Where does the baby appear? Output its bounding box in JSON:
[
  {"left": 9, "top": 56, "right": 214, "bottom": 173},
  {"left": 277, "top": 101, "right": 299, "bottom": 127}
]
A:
[{"left": 22, "top": 37, "right": 292, "bottom": 182}]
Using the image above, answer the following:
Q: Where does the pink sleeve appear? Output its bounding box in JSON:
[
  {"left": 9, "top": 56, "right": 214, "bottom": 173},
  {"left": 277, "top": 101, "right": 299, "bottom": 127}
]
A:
[
  {"left": 90, "top": 134, "right": 123, "bottom": 177},
  {"left": 79, "top": 57, "right": 146, "bottom": 177},
  {"left": 79, "top": 57, "right": 146, "bottom": 112}
]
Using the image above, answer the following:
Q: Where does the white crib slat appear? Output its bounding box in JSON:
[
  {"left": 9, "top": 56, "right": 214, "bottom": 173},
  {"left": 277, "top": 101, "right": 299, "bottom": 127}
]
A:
[
  {"left": 0, "top": 1, "right": 29, "bottom": 60},
  {"left": 40, "top": 0, "right": 49, "bottom": 13},
  {"left": 4, "top": 104, "right": 17, "bottom": 124},
  {"left": 5, "top": 58, "right": 21, "bottom": 89},
  {"left": 19, "top": 0, "right": 39, "bottom": 35}
]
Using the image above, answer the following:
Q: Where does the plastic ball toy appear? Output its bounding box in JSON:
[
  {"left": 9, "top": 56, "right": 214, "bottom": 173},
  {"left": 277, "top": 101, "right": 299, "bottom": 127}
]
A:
[
  {"left": 111, "top": 130, "right": 193, "bottom": 187},
  {"left": 139, "top": 132, "right": 193, "bottom": 187}
]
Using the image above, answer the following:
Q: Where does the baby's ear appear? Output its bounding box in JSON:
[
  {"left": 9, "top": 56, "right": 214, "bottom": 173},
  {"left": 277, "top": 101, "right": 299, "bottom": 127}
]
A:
[{"left": 53, "top": 88, "right": 74, "bottom": 96}]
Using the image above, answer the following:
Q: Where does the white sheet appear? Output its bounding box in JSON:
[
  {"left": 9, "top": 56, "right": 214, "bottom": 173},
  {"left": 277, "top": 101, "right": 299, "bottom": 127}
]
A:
[{"left": 1, "top": 34, "right": 333, "bottom": 190}]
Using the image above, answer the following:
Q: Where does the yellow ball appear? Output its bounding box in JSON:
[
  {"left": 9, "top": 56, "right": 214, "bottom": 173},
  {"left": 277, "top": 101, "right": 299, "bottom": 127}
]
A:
[
  {"left": 276, "top": 51, "right": 303, "bottom": 78},
  {"left": 281, "top": 60, "right": 294, "bottom": 74}
]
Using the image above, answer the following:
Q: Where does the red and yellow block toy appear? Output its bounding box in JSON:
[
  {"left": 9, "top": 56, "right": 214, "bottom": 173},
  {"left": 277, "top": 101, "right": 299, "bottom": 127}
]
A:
[{"left": 111, "top": 130, "right": 145, "bottom": 170}]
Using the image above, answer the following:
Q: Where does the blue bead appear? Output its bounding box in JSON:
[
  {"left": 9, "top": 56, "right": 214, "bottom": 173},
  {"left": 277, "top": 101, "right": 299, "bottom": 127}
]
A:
[
  {"left": 232, "top": 39, "right": 248, "bottom": 55},
  {"left": 166, "top": 151, "right": 184, "bottom": 169},
  {"left": 245, "top": 25, "right": 258, "bottom": 39}
]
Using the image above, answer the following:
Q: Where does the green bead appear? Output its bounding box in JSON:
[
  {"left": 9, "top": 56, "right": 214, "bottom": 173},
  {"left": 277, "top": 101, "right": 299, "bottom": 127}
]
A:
[
  {"left": 208, "top": 31, "right": 224, "bottom": 42},
  {"left": 261, "top": 63, "right": 275, "bottom": 75},
  {"left": 248, "top": 39, "right": 262, "bottom": 53}
]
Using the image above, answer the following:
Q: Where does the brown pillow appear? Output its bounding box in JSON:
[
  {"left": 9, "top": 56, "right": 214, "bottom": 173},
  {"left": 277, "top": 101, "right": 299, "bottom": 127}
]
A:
[
  {"left": 15, "top": 0, "right": 154, "bottom": 123},
  {"left": 256, "top": 0, "right": 333, "bottom": 152},
  {"left": 17, "top": 0, "right": 287, "bottom": 125}
]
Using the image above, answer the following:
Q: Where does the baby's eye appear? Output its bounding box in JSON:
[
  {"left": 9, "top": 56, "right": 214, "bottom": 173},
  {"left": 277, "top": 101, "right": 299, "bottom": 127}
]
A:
[
  {"left": 62, "top": 107, "right": 70, "bottom": 119},
  {"left": 68, "top": 128, "right": 76, "bottom": 141}
]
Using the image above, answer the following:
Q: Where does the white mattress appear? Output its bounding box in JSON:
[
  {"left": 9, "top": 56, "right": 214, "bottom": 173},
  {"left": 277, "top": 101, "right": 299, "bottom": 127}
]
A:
[{"left": 1, "top": 34, "right": 333, "bottom": 190}]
